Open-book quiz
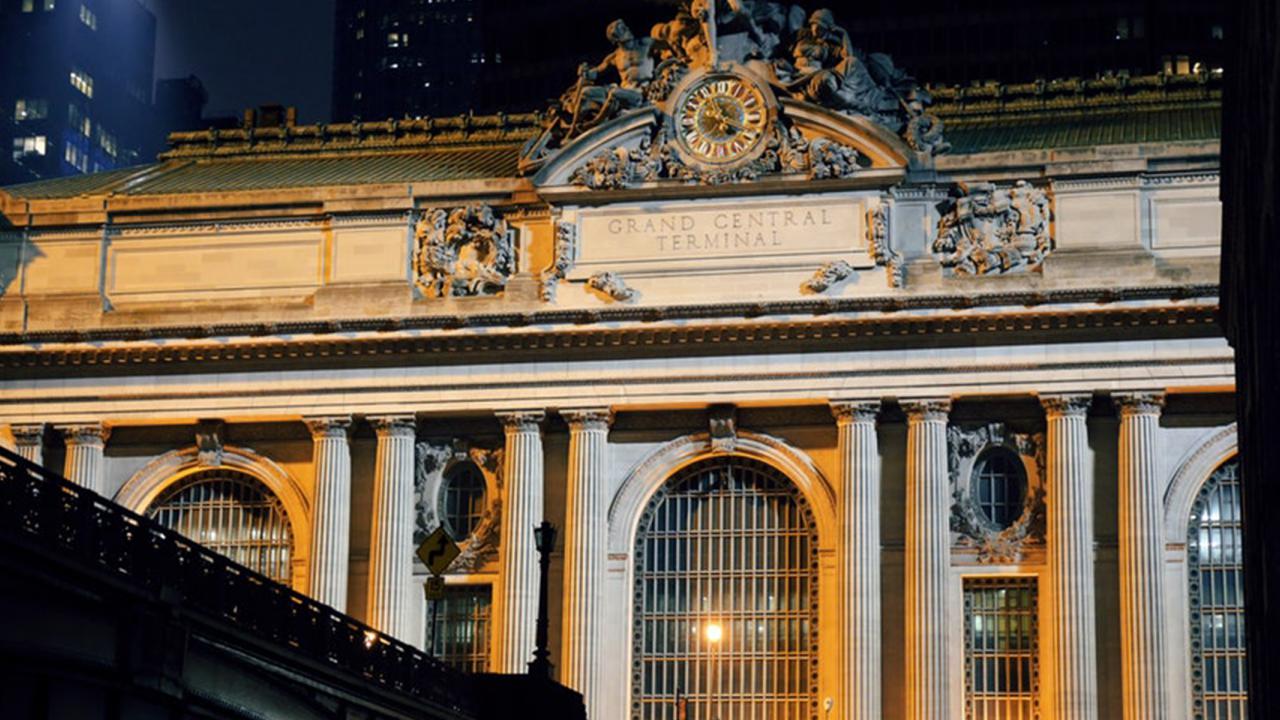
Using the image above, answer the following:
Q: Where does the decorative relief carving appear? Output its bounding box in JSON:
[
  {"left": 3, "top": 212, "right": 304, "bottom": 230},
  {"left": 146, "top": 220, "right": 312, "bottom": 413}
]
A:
[
  {"left": 802, "top": 260, "right": 855, "bottom": 294},
  {"left": 413, "top": 205, "right": 515, "bottom": 298},
  {"left": 540, "top": 221, "right": 579, "bottom": 302},
  {"left": 194, "top": 419, "right": 226, "bottom": 467},
  {"left": 932, "top": 181, "right": 1053, "bottom": 276},
  {"left": 947, "top": 423, "right": 1046, "bottom": 563},
  {"left": 866, "top": 201, "right": 905, "bottom": 288},
  {"left": 1113, "top": 391, "right": 1166, "bottom": 416},
  {"left": 414, "top": 439, "right": 504, "bottom": 574},
  {"left": 587, "top": 271, "right": 638, "bottom": 302},
  {"left": 708, "top": 404, "right": 739, "bottom": 453}
]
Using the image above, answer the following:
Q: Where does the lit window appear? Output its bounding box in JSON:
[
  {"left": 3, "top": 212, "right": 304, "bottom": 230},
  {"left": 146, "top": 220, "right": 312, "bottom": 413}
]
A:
[
  {"left": 387, "top": 31, "right": 400, "bottom": 46},
  {"left": 963, "top": 577, "right": 1040, "bottom": 719},
  {"left": 79, "top": 4, "right": 96, "bottom": 29},
  {"left": 441, "top": 462, "right": 486, "bottom": 540},
  {"left": 14, "top": 98, "right": 48, "bottom": 121},
  {"left": 355, "top": 27, "right": 364, "bottom": 39},
  {"left": 633, "top": 457, "right": 819, "bottom": 720},
  {"left": 971, "top": 448, "right": 1027, "bottom": 529},
  {"left": 426, "top": 585, "right": 491, "bottom": 672},
  {"left": 22, "top": 0, "right": 34, "bottom": 12},
  {"left": 1188, "top": 458, "right": 1248, "bottom": 717},
  {"left": 43, "top": 0, "right": 54, "bottom": 10},
  {"left": 12, "top": 135, "right": 47, "bottom": 161},
  {"left": 96, "top": 126, "right": 117, "bottom": 157},
  {"left": 147, "top": 469, "right": 295, "bottom": 585},
  {"left": 70, "top": 69, "right": 94, "bottom": 98}
]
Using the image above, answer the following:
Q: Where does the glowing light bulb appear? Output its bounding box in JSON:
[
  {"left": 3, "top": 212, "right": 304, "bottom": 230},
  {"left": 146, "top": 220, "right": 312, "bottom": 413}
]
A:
[{"left": 705, "top": 622, "right": 723, "bottom": 643}]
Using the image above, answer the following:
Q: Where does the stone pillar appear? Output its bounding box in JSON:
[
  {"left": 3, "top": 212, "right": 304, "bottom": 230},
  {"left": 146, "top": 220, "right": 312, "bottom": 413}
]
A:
[
  {"left": 1041, "top": 394, "right": 1098, "bottom": 720},
  {"left": 831, "top": 400, "right": 882, "bottom": 720},
  {"left": 1114, "top": 392, "right": 1168, "bottom": 720},
  {"left": 11, "top": 424, "right": 46, "bottom": 465},
  {"left": 305, "top": 416, "right": 353, "bottom": 612},
  {"left": 902, "top": 399, "right": 951, "bottom": 720},
  {"left": 367, "top": 416, "right": 416, "bottom": 641},
  {"left": 60, "top": 424, "right": 110, "bottom": 494},
  {"left": 493, "top": 411, "right": 545, "bottom": 674},
  {"left": 559, "top": 408, "right": 612, "bottom": 715}
]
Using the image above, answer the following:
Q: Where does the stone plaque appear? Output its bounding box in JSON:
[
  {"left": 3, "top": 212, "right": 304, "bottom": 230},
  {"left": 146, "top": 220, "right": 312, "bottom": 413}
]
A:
[{"left": 569, "top": 194, "right": 871, "bottom": 277}]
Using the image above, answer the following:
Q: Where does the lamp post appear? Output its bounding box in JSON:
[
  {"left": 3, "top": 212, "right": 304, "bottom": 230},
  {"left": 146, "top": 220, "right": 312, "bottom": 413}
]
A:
[
  {"left": 705, "top": 621, "right": 723, "bottom": 720},
  {"left": 528, "top": 520, "right": 557, "bottom": 679}
]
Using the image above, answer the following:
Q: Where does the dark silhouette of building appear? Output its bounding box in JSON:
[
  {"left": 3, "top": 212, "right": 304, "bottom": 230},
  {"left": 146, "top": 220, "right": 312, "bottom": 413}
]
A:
[
  {"left": 330, "top": 0, "right": 1225, "bottom": 122},
  {"left": 0, "top": 0, "right": 157, "bottom": 185}
]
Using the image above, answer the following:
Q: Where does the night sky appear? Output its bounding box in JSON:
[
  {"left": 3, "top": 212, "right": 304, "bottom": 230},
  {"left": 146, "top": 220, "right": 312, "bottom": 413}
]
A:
[{"left": 145, "top": 0, "right": 335, "bottom": 124}]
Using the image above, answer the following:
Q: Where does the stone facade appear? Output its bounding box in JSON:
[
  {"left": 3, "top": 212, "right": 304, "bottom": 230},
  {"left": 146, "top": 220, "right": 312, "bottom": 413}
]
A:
[{"left": 0, "top": 7, "right": 1231, "bottom": 720}]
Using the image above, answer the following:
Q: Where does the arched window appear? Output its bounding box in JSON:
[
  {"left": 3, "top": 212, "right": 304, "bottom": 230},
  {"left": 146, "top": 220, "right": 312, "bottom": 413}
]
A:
[
  {"left": 971, "top": 448, "right": 1026, "bottom": 529},
  {"left": 441, "top": 461, "right": 486, "bottom": 540},
  {"left": 147, "top": 468, "right": 294, "bottom": 585},
  {"left": 1188, "top": 457, "right": 1248, "bottom": 718},
  {"left": 631, "top": 456, "right": 819, "bottom": 720}
]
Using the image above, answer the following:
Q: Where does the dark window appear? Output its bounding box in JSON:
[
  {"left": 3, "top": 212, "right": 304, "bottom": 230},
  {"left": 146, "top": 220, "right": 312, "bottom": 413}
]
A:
[
  {"left": 972, "top": 449, "right": 1027, "bottom": 529},
  {"left": 441, "top": 462, "right": 486, "bottom": 540}
]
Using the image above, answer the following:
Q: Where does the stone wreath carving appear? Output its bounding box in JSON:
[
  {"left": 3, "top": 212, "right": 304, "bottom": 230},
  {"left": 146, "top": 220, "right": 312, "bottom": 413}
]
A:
[
  {"left": 947, "top": 422, "right": 1046, "bottom": 563},
  {"left": 569, "top": 126, "right": 862, "bottom": 190},
  {"left": 932, "top": 181, "right": 1053, "bottom": 276},
  {"left": 414, "top": 439, "right": 503, "bottom": 574},
  {"left": 414, "top": 204, "right": 515, "bottom": 297}
]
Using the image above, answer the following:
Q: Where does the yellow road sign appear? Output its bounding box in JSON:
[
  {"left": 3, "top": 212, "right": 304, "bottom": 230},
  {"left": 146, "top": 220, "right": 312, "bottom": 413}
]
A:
[{"left": 416, "top": 526, "right": 461, "bottom": 576}]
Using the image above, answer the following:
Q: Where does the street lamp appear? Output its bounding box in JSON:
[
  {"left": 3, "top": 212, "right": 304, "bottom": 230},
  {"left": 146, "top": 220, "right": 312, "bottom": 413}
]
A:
[
  {"left": 528, "top": 521, "right": 557, "bottom": 679},
  {"left": 704, "top": 621, "right": 723, "bottom": 720}
]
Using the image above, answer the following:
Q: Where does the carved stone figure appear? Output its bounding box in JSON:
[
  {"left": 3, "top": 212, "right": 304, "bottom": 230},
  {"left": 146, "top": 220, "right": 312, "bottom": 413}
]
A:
[
  {"left": 947, "top": 423, "right": 1046, "bottom": 563},
  {"left": 932, "top": 181, "right": 1054, "bottom": 276},
  {"left": 803, "top": 259, "right": 855, "bottom": 293},
  {"left": 414, "top": 204, "right": 514, "bottom": 297}
]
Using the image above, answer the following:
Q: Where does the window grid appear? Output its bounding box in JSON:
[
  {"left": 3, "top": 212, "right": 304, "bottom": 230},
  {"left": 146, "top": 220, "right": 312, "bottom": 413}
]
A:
[
  {"left": 973, "top": 449, "right": 1026, "bottom": 529},
  {"left": 1188, "top": 458, "right": 1248, "bottom": 719},
  {"left": 426, "top": 585, "right": 491, "bottom": 673},
  {"left": 441, "top": 462, "right": 486, "bottom": 540},
  {"left": 963, "top": 576, "right": 1040, "bottom": 720},
  {"left": 632, "top": 457, "right": 819, "bottom": 720},
  {"left": 147, "top": 469, "right": 293, "bottom": 585}
]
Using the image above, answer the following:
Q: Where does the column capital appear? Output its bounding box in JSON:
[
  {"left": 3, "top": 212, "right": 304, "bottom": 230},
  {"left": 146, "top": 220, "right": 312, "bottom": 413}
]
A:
[
  {"left": 900, "top": 398, "right": 951, "bottom": 422},
  {"left": 57, "top": 423, "right": 110, "bottom": 446},
  {"left": 497, "top": 410, "right": 546, "bottom": 432},
  {"left": 10, "top": 423, "right": 47, "bottom": 445},
  {"left": 368, "top": 415, "right": 416, "bottom": 438},
  {"left": 304, "top": 415, "right": 353, "bottom": 439},
  {"left": 1040, "top": 393, "right": 1093, "bottom": 418},
  {"left": 830, "top": 399, "right": 881, "bottom": 424},
  {"left": 1112, "top": 391, "right": 1166, "bottom": 417},
  {"left": 560, "top": 407, "right": 613, "bottom": 430}
]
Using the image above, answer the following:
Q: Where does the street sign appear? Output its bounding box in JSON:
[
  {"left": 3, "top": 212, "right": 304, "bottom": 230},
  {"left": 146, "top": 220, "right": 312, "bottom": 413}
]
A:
[
  {"left": 416, "top": 526, "right": 460, "bottom": 576},
  {"left": 423, "top": 576, "right": 446, "bottom": 600}
]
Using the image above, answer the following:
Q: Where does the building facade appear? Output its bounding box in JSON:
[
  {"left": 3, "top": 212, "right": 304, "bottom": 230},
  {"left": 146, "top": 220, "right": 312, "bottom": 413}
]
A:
[
  {"left": 0, "top": 0, "right": 156, "bottom": 185},
  {"left": 1, "top": 6, "right": 1237, "bottom": 720}
]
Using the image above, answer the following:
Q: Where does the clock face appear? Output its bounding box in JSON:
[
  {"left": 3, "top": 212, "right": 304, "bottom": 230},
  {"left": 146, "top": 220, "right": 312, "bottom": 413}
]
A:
[{"left": 676, "top": 74, "right": 770, "bottom": 164}]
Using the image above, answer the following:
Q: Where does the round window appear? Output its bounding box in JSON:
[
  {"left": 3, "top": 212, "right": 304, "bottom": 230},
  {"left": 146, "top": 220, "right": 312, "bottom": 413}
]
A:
[
  {"left": 440, "top": 462, "right": 486, "bottom": 540},
  {"left": 971, "top": 448, "right": 1027, "bottom": 529}
]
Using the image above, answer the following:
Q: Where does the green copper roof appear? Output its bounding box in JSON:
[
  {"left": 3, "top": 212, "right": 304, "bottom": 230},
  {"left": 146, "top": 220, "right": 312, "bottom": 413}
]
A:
[
  {"left": 2, "top": 165, "right": 154, "bottom": 200},
  {"left": 944, "top": 105, "right": 1221, "bottom": 154}
]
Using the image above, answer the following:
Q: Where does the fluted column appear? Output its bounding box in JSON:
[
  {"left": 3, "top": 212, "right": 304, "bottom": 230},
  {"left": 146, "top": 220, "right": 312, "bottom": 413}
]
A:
[
  {"left": 59, "top": 424, "right": 110, "bottom": 494},
  {"left": 559, "top": 407, "right": 612, "bottom": 714},
  {"left": 1114, "top": 392, "right": 1168, "bottom": 720},
  {"left": 367, "top": 416, "right": 416, "bottom": 641},
  {"left": 305, "top": 416, "right": 353, "bottom": 612},
  {"left": 831, "top": 400, "right": 882, "bottom": 720},
  {"left": 494, "top": 411, "right": 545, "bottom": 673},
  {"left": 11, "top": 424, "right": 46, "bottom": 465},
  {"left": 902, "top": 398, "right": 951, "bottom": 720},
  {"left": 1041, "top": 394, "right": 1098, "bottom": 720}
]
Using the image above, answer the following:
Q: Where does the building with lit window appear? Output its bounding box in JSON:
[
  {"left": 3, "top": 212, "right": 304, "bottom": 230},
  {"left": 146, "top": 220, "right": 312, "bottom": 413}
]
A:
[
  {"left": 0, "top": 0, "right": 156, "bottom": 185},
  {"left": 1, "top": 6, "right": 1239, "bottom": 720}
]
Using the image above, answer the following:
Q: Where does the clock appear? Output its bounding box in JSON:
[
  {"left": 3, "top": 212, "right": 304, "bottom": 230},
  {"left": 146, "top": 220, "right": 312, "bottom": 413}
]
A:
[{"left": 674, "top": 73, "right": 771, "bottom": 165}]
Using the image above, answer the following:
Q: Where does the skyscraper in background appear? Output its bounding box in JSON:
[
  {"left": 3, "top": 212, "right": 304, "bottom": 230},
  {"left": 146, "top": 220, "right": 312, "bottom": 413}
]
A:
[
  {"left": 0, "top": 0, "right": 158, "bottom": 185},
  {"left": 330, "top": 0, "right": 1224, "bottom": 122}
]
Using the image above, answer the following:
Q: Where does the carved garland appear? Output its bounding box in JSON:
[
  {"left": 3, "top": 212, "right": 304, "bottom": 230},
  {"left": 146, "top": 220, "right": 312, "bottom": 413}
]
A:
[
  {"left": 413, "top": 204, "right": 515, "bottom": 298},
  {"left": 947, "top": 422, "right": 1046, "bottom": 563},
  {"left": 414, "top": 439, "right": 503, "bottom": 574}
]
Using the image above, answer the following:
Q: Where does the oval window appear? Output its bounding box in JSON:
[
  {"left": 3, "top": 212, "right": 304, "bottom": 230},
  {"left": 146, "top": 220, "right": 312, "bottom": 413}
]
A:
[
  {"left": 440, "top": 462, "right": 486, "bottom": 540},
  {"left": 971, "top": 448, "right": 1027, "bottom": 529}
]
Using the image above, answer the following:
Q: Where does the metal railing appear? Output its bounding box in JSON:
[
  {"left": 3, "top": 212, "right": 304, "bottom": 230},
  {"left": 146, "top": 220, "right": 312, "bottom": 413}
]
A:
[{"left": 0, "top": 445, "right": 472, "bottom": 716}]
